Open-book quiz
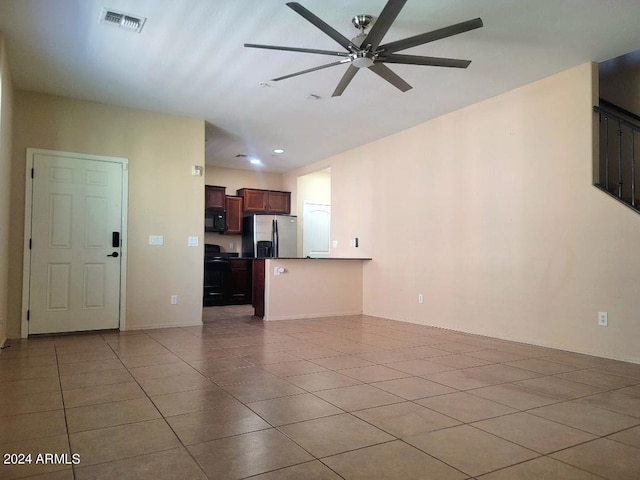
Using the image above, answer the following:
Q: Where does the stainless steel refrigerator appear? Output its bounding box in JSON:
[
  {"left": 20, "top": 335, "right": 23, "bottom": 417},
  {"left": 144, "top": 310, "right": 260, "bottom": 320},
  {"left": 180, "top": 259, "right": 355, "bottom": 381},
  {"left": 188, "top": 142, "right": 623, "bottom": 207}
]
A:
[{"left": 242, "top": 214, "right": 298, "bottom": 258}]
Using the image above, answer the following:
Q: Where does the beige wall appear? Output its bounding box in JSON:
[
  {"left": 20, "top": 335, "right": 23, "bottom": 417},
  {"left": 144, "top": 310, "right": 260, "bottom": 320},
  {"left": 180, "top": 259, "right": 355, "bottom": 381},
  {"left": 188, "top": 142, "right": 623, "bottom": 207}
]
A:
[
  {"left": 8, "top": 92, "right": 204, "bottom": 336},
  {"left": 0, "top": 34, "right": 13, "bottom": 347},
  {"left": 203, "top": 165, "right": 283, "bottom": 253},
  {"left": 264, "top": 259, "right": 364, "bottom": 320},
  {"left": 286, "top": 63, "right": 640, "bottom": 363},
  {"left": 297, "top": 169, "right": 331, "bottom": 208}
]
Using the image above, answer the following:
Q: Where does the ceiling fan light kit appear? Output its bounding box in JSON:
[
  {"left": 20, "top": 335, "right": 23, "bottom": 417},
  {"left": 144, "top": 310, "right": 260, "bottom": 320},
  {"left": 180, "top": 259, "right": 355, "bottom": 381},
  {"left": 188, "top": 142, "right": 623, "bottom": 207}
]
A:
[
  {"left": 351, "top": 52, "right": 374, "bottom": 69},
  {"left": 244, "top": 0, "right": 483, "bottom": 97}
]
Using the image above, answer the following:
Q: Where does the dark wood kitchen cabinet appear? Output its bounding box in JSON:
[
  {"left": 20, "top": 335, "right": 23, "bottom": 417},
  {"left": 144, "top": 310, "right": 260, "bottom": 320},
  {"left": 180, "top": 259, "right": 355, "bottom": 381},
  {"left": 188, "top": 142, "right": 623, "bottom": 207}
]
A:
[
  {"left": 205, "top": 185, "right": 225, "bottom": 210},
  {"left": 252, "top": 259, "right": 265, "bottom": 318},
  {"left": 224, "top": 196, "right": 243, "bottom": 234},
  {"left": 236, "top": 188, "right": 291, "bottom": 214},
  {"left": 229, "top": 259, "right": 252, "bottom": 303}
]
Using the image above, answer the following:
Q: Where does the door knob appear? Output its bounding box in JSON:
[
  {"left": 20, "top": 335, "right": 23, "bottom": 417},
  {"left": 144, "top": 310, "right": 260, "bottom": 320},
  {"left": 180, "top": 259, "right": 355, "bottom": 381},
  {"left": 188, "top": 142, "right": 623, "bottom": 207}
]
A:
[{"left": 107, "top": 252, "right": 119, "bottom": 257}]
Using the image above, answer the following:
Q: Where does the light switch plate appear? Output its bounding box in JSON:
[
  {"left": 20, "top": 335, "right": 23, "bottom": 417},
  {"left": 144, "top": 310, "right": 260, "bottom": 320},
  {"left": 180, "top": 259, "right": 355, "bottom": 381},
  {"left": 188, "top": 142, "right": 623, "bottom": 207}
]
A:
[
  {"left": 188, "top": 236, "right": 199, "bottom": 247},
  {"left": 149, "top": 235, "right": 164, "bottom": 245}
]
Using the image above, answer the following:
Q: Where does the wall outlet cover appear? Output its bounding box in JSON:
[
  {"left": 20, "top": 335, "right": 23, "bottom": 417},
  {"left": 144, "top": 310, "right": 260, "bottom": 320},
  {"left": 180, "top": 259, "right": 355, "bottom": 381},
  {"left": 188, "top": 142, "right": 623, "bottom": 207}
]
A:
[
  {"left": 598, "top": 311, "right": 608, "bottom": 326},
  {"left": 149, "top": 235, "right": 164, "bottom": 245}
]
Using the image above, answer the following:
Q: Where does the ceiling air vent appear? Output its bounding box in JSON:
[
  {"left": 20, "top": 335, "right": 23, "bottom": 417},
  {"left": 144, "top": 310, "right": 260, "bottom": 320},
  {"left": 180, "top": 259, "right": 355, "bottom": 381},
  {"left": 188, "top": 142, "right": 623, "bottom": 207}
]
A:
[{"left": 100, "top": 8, "right": 146, "bottom": 33}]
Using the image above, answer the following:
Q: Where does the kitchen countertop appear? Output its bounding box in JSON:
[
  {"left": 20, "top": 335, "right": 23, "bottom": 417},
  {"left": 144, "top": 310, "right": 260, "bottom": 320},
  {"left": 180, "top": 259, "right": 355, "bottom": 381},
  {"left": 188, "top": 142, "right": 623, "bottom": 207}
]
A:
[{"left": 239, "top": 257, "right": 372, "bottom": 260}]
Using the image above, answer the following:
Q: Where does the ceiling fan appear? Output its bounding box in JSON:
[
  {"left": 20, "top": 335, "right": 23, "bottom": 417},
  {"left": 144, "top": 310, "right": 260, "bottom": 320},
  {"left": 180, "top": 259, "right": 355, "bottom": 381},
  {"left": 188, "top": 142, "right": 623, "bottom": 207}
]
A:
[{"left": 244, "top": 0, "right": 483, "bottom": 97}]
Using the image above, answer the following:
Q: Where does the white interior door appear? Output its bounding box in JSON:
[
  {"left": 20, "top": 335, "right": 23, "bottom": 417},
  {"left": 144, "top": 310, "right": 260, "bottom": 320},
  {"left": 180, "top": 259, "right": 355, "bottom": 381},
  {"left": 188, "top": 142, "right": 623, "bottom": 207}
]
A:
[
  {"left": 303, "top": 202, "right": 330, "bottom": 258},
  {"left": 28, "top": 152, "right": 124, "bottom": 334}
]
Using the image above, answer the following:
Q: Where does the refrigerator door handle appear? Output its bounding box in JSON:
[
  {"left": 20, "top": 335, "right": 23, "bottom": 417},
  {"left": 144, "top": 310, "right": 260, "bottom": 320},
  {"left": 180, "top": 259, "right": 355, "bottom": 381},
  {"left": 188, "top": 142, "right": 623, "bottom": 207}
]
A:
[{"left": 273, "top": 218, "right": 279, "bottom": 257}]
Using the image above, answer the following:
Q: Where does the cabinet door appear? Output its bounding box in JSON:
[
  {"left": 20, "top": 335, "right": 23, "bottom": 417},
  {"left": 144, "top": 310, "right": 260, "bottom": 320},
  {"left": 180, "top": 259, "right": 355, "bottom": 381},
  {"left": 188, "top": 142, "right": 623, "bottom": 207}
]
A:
[
  {"left": 252, "top": 259, "right": 265, "bottom": 317},
  {"left": 229, "top": 259, "right": 252, "bottom": 302},
  {"left": 241, "top": 189, "right": 267, "bottom": 213},
  {"left": 266, "top": 191, "right": 291, "bottom": 214},
  {"left": 224, "top": 196, "right": 243, "bottom": 234},
  {"left": 205, "top": 185, "right": 225, "bottom": 210}
]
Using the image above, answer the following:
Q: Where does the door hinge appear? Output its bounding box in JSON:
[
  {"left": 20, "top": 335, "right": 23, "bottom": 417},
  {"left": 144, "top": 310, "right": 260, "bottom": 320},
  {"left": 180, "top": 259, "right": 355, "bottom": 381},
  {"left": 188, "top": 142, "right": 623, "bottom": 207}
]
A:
[
  {"left": 27, "top": 310, "right": 30, "bottom": 321},
  {"left": 31, "top": 168, "right": 34, "bottom": 178},
  {"left": 29, "top": 238, "right": 32, "bottom": 249}
]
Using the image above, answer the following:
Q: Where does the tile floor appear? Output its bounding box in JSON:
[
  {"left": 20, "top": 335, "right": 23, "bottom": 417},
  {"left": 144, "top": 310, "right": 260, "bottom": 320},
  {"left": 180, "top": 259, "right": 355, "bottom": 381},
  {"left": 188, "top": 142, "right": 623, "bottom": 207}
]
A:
[{"left": 1, "top": 306, "right": 640, "bottom": 479}]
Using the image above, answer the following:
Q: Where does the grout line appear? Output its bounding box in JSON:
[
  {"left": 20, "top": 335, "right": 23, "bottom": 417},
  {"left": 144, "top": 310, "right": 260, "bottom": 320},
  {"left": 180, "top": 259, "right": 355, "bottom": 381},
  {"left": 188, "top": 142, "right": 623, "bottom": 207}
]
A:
[
  {"left": 53, "top": 340, "right": 75, "bottom": 480},
  {"left": 4, "top": 314, "right": 639, "bottom": 480}
]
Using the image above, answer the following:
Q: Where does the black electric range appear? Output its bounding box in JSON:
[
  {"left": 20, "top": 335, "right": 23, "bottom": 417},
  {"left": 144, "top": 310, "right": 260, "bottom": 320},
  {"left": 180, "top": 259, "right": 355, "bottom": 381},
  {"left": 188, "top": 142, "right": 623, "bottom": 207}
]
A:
[{"left": 203, "top": 244, "right": 239, "bottom": 306}]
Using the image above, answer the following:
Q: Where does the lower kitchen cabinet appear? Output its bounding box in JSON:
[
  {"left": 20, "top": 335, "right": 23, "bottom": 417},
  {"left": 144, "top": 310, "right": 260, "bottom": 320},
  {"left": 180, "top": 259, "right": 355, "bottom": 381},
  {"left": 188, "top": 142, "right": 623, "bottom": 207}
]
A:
[
  {"left": 252, "top": 259, "right": 265, "bottom": 317},
  {"left": 228, "top": 259, "right": 252, "bottom": 304}
]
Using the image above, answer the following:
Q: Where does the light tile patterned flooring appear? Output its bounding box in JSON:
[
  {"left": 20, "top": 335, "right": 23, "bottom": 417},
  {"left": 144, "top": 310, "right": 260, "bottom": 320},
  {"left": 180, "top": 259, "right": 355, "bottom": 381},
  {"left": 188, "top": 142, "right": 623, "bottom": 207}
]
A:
[{"left": 1, "top": 306, "right": 640, "bottom": 479}]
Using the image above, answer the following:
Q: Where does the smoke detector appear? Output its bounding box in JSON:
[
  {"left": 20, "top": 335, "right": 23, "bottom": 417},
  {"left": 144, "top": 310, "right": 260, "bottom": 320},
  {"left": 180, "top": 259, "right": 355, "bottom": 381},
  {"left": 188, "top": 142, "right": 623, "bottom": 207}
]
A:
[{"left": 100, "top": 8, "right": 146, "bottom": 33}]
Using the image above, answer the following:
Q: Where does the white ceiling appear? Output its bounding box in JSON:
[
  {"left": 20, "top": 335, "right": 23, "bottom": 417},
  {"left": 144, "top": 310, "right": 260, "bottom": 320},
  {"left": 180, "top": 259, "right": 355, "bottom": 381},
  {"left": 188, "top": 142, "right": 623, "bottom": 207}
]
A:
[{"left": 1, "top": 0, "right": 639, "bottom": 172}]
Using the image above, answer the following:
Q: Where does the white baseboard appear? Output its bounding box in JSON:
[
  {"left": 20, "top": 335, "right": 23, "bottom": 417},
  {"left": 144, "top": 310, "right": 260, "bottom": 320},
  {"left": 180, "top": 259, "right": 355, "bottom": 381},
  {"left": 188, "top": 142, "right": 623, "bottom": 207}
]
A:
[
  {"left": 124, "top": 321, "right": 203, "bottom": 331},
  {"left": 263, "top": 310, "right": 362, "bottom": 321}
]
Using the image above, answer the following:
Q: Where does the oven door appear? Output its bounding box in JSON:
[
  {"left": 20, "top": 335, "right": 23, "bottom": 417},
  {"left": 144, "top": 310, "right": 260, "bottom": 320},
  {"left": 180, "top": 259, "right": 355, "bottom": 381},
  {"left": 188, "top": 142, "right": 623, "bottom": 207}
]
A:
[{"left": 203, "top": 258, "right": 230, "bottom": 305}]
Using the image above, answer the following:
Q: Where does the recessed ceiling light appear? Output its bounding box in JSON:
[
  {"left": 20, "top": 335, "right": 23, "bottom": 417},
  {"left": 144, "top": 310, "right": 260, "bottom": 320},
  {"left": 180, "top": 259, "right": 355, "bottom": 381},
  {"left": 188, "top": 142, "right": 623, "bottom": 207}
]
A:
[
  {"left": 249, "top": 158, "right": 262, "bottom": 165},
  {"left": 273, "top": 148, "right": 285, "bottom": 154}
]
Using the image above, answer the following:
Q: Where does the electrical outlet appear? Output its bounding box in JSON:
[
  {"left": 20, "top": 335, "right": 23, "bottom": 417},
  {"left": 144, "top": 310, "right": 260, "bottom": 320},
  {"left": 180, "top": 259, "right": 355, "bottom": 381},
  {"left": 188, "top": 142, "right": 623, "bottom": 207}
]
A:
[
  {"left": 418, "top": 294, "right": 424, "bottom": 304},
  {"left": 598, "top": 311, "right": 608, "bottom": 327},
  {"left": 170, "top": 295, "right": 178, "bottom": 305}
]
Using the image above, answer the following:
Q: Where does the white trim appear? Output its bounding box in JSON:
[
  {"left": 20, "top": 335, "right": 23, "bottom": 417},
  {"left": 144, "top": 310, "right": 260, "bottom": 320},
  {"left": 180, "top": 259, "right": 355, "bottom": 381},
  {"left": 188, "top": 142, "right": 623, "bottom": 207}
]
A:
[
  {"left": 22, "top": 148, "right": 129, "bottom": 337},
  {"left": 124, "top": 321, "right": 204, "bottom": 331},
  {"left": 263, "top": 311, "right": 363, "bottom": 321}
]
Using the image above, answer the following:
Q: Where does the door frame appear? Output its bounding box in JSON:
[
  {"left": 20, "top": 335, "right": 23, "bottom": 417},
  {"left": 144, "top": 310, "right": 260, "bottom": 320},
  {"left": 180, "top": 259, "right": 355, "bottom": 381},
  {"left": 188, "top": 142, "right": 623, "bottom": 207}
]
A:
[{"left": 21, "top": 148, "right": 129, "bottom": 338}]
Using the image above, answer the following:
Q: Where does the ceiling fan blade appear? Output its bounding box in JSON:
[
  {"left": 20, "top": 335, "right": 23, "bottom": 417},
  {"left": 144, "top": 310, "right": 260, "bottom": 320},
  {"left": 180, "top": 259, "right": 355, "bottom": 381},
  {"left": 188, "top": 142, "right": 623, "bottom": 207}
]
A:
[
  {"left": 332, "top": 65, "right": 359, "bottom": 97},
  {"left": 380, "top": 17, "right": 483, "bottom": 54},
  {"left": 368, "top": 63, "right": 412, "bottom": 92},
  {"left": 381, "top": 53, "right": 471, "bottom": 68},
  {"left": 272, "top": 60, "right": 350, "bottom": 82},
  {"left": 287, "top": 2, "right": 356, "bottom": 51},
  {"left": 362, "top": 0, "right": 407, "bottom": 50},
  {"left": 244, "top": 43, "right": 349, "bottom": 57}
]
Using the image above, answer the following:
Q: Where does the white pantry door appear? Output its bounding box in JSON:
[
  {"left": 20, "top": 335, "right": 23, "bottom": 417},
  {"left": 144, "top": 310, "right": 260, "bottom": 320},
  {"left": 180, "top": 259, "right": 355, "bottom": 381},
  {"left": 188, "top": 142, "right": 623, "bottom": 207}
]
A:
[
  {"left": 303, "top": 202, "right": 331, "bottom": 258},
  {"left": 28, "top": 152, "right": 124, "bottom": 334}
]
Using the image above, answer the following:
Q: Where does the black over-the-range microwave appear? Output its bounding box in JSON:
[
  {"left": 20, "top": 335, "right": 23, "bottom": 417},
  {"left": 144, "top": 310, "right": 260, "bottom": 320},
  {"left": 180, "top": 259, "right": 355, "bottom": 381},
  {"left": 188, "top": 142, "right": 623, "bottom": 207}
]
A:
[{"left": 205, "top": 210, "right": 226, "bottom": 232}]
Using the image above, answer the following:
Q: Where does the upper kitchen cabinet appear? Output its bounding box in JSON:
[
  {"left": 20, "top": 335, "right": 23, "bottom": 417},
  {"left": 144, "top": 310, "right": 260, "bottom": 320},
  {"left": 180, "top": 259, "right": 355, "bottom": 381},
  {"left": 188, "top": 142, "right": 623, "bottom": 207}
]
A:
[
  {"left": 224, "top": 196, "right": 243, "bottom": 234},
  {"left": 205, "top": 185, "right": 225, "bottom": 210},
  {"left": 237, "top": 188, "right": 291, "bottom": 214}
]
